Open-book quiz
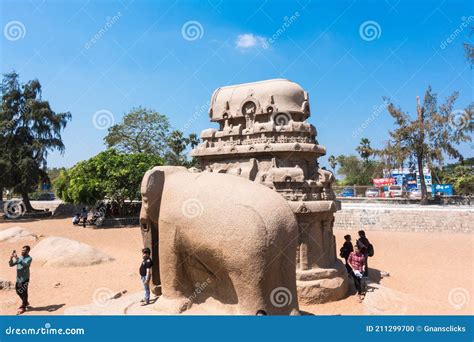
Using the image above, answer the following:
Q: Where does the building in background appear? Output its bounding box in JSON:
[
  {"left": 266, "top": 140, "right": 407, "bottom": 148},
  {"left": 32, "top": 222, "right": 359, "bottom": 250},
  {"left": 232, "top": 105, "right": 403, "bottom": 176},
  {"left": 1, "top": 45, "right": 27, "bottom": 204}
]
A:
[{"left": 379, "top": 168, "right": 432, "bottom": 193}]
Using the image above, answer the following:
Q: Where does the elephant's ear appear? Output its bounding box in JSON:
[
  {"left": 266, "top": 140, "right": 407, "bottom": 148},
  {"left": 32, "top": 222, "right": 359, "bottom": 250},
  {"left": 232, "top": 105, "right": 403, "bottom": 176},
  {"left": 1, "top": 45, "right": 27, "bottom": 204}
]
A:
[{"left": 141, "top": 167, "right": 165, "bottom": 207}]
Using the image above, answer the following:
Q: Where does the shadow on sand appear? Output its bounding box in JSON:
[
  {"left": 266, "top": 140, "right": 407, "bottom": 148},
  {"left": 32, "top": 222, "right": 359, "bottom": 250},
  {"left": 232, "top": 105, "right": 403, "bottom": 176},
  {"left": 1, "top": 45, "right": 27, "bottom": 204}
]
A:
[
  {"left": 344, "top": 267, "right": 384, "bottom": 297},
  {"left": 28, "top": 303, "right": 65, "bottom": 312}
]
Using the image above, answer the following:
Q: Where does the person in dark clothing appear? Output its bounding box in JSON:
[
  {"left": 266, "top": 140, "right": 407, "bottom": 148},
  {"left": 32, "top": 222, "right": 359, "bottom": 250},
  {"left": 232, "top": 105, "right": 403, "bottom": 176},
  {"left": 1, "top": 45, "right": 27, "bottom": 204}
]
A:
[
  {"left": 356, "top": 230, "right": 371, "bottom": 277},
  {"left": 139, "top": 248, "right": 153, "bottom": 305},
  {"left": 340, "top": 234, "right": 354, "bottom": 273},
  {"left": 9, "top": 245, "right": 32, "bottom": 314},
  {"left": 80, "top": 207, "right": 88, "bottom": 228},
  {"left": 106, "top": 203, "right": 112, "bottom": 217}
]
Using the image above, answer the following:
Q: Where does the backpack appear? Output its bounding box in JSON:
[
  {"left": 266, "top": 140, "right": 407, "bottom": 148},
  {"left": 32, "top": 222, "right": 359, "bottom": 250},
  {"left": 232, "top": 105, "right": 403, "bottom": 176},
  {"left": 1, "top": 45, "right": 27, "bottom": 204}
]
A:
[
  {"left": 367, "top": 243, "right": 374, "bottom": 257},
  {"left": 339, "top": 245, "right": 349, "bottom": 259}
]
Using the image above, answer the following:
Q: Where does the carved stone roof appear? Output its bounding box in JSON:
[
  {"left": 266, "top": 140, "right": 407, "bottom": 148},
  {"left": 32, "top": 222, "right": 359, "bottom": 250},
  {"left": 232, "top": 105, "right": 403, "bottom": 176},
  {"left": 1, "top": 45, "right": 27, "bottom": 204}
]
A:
[{"left": 208, "top": 79, "right": 310, "bottom": 122}]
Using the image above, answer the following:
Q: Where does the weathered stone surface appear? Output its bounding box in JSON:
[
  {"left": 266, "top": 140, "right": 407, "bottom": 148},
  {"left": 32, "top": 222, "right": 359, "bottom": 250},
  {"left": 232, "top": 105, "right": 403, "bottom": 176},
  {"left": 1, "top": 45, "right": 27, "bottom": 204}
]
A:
[
  {"left": 52, "top": 203, "right": 83, "bottom": 217},
  {"left": 208, "top": 79, "right": 310, "bottom": 122},
  {"left": 363, "top": 282, "right": 440, "bottom": 315},
  {"left": 363, "top": 282, "right": 409, "bottom": 315},
  {"left": 0, "top": 226, "right": 37, "bottom": 242},
  {"left": 297, "top": 260, "right": 348, "bottom": 304},
  {"left": 65, "top": 291, "right": 236, "bottom": 315},
  {"left": 298, "top": 277, "right": 348, "bottom": 304},
  {"left": 140, "top": 166, "right": 299, "bottom": 315},
  {"left": 65, "top": 292, "right": 144, "bottom": 315},
  {"left": 296, "top": 268, "right": 338, "bottom": 281},
  {"left": 31, "top": 237, "right": 114, "bottom": 267}
]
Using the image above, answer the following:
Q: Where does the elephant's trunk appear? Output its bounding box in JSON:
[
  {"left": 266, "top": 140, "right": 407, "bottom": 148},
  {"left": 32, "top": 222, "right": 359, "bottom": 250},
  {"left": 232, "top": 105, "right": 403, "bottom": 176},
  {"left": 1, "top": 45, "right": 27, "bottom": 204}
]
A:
[
  {"left": 140, "top": 207, "right": 162, "bottom": 295},
  {"left": 140, "top": 167, "right": 167, "bottom": 295}
]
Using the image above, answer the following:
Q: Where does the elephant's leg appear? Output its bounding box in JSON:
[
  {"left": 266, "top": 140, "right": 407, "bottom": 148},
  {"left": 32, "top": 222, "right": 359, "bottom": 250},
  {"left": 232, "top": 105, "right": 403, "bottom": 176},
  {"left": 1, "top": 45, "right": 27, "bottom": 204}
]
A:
[
  {"left": 273, "top": 254, "right": 300, "bottom": 315},
  {"left": 265, "top": 249, "right": 300, "bottom": 315},
  {"left": 153, "top": 224, "right": 192, "bottom": 314},
  {"left": 227, "top": 239, "right": 298, "bottom": 315},
  {"left": 229, "top": 248, "right": 299, "bottom": 315},
  {"left": 228, "top": 262, "right": 267, "bottom": 315}
]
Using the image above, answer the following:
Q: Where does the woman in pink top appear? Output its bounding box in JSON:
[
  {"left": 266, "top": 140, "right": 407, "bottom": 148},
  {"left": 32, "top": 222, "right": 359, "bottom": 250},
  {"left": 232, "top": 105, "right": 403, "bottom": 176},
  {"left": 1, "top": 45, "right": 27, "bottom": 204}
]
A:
[{"left": 348, "top": 244, "right": 366, "bottom": 301}]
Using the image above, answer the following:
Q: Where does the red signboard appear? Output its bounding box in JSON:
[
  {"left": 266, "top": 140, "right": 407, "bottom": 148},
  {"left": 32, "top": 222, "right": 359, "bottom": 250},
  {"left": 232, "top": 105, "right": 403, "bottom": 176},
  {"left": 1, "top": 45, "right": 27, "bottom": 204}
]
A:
[{"left": 373, "top": 178, "right": 395, "bottom": 186}]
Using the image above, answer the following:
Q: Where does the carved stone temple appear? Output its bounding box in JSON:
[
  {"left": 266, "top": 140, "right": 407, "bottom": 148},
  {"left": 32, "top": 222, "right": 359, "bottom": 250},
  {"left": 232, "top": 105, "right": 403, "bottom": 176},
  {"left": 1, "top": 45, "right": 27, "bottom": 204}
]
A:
[{"left": 190, "top": 79, "right": 348, "bottom": 303}]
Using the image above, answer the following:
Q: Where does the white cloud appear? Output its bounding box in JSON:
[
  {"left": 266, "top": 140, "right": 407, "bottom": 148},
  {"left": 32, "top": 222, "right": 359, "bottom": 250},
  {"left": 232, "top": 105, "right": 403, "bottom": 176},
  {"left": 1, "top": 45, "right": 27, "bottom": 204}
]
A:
[{"left": 235, "top": 33, "right": 268, "bottom": 49}]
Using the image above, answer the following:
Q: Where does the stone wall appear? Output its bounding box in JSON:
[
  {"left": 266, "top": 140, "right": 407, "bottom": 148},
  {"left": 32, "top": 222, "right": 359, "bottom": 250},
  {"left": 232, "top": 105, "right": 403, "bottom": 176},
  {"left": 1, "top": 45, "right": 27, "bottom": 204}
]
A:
[
  {"left": 98, "top": 217, "right": 139, "bottom": 228},
  {"left": 334, "top": 205, "right": 473, "bottom": 233}
]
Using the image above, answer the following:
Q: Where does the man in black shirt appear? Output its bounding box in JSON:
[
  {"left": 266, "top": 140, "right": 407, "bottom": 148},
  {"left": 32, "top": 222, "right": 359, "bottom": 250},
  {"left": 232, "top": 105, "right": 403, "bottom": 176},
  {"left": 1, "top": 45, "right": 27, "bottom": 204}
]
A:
[
  {"left": 340, "top": 234, "right": 354, "bottom": 273},
  {"left": 139, "top": 248, "right": 153, "bottom": 305},
  {"left": 356, "top": 230, "right": 371, "bottom": 277}
]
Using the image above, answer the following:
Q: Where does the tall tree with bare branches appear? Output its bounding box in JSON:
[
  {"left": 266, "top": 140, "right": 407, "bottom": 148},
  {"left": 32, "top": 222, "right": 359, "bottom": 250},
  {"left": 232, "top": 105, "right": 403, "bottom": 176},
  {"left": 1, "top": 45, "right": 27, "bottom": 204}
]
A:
[{"left": 380, "top": 87, "right": 472, "bottom": 204}]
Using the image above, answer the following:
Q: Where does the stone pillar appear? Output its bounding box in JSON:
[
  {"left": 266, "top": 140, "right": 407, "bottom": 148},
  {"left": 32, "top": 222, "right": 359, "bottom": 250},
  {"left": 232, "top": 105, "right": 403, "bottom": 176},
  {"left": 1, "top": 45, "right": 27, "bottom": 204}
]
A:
[
  {"left": 298, "top": 222, "right": 310, "bottom": 270},
  {"left": 290, "top": 201, "right": 348, "bottom": 304}
]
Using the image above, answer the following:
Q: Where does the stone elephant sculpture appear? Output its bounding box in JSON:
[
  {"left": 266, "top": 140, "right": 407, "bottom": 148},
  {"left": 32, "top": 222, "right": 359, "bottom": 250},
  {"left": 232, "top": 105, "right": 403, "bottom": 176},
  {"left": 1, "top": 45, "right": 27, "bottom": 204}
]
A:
[{"left": 140, "top": 165, "right": 300, "bottom": 315}]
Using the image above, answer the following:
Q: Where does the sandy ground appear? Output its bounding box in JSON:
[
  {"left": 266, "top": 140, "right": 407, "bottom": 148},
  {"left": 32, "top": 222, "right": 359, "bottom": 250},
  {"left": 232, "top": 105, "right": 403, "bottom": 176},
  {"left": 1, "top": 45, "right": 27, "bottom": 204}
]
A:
[{"left": 0, "top": 217, "right": 472, "bottom": 315}]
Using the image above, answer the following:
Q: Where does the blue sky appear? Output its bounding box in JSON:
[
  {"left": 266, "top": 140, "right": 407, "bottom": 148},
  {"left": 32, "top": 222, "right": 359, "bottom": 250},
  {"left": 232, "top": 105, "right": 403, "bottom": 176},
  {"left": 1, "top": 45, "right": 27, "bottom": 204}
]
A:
[{"left": 1, "top": 0, "right": 473, "bottom": 168}]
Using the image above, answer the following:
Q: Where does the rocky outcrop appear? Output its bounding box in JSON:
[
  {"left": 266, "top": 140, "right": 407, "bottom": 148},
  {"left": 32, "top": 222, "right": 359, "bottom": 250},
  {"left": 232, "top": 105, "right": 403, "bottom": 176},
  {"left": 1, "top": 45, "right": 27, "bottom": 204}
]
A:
[
  {"left": 0, "top": 226, "right": 37, "bottom": 242},
  {"left": 31, "top": 237, "right": 114, "bottom": 267}
]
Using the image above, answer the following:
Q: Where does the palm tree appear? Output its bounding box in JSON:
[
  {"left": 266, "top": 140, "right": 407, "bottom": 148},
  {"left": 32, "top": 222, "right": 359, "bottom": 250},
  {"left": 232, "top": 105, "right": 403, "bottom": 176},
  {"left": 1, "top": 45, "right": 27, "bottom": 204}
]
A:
[
  {"left": 356, "top": 138, "right": 373, "bottom": 163},
  {"left": 187, "top": 133, "right": 200, "bottom": 149}
]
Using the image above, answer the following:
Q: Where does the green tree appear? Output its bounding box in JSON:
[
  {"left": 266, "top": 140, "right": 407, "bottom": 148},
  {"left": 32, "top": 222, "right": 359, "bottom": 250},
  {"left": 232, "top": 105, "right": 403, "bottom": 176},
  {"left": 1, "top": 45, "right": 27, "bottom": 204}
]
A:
[
  {"left": 336, "top": 155, "right": 383, "bottom": 186},
  {"left": 328, "top": 155, "right": 337, "bottom": 174},
  {"left": 188, "top": 133, "right": 199, "bottom": 149},
  {"left": 356, "top": 138, "right": 373, "bottom": 163},
  {"left": 47, "top": 167, "right": 65, "bottom": 187},
  {"left": 436, "top": 158, "right": 474, "bottom": 195},
  {"left": 0, "top": 72, "right": 71, "bottom": 211},
  {"left": 54, "top": 149, "right": 163, "bottom": 213},
  {"left": 104, "top": 107, "right": 170, "bottom": 155},
  {"left": 0, "top": 149, "right": 10, "bottom": 201},
  {"left": 380, "top": 87, "right": 472, "bottom": 204},
  {"left": 53, "top": 168, "right": 72, "bottom": 203}
]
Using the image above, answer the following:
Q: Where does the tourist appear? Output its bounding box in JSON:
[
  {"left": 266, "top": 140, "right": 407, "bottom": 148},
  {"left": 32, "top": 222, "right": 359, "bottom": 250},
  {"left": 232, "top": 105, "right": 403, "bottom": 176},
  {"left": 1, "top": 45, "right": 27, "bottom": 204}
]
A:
[
  {"left": 106, "top": 203, "right": 112, "bottom": 217},
  {"left": 97, "top": 203, "right": 107, "bottom": 219},
  {"left": 339, "top": 234, "right": 354, "bottom": 273},
  {"left": 90, "top": 208, "right": 103, "bottom": 225},
  {"left": 139, "top": 247, "right": 153, "bottom": 306},
  {"left": 256, "top": 309, "right": 267, "bottom": 315},
  {"left": 356, "top": 230, "right": 373, "bottom": 277},
  {"left": 80, "top": 207, "right": 88, "bottom": 228},
  {"left": 347, "top": 244, "right": 366, "bottom": 302},
  {"left": 8, "top": 246, "right": 32, "bottom": 314},
  {"left": 72, "top": 213, "right": 80, "bottom": 225}
]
